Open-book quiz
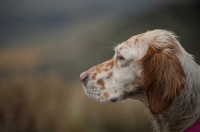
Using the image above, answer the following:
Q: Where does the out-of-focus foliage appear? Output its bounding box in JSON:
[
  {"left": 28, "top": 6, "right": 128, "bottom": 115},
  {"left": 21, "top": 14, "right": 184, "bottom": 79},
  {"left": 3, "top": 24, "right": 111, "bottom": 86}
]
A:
[
  {"left": 0, "top": 1, "right": 199, "bottom": 132},
  {"left": 0, "top": 73, "right": 150, "bottom": 132}
]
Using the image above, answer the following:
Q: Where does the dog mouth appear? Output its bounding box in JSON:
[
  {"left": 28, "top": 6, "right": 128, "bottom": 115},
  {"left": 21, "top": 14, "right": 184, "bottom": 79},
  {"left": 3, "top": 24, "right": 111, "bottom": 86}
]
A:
[
  {"left": 81, "top": 84, "right": 101, "bottom": 101},
  {"left": 109, "top": 98, "right": 119, "bottom": 102},
  {"left": 81, "top": 82, "right": 138, "bottom": 103},
  {"left": 82, "top": 86, "right": 124, "bottom": 103},
  {"left": 81, "top": 76, "right": 139, "bottom": 103}
]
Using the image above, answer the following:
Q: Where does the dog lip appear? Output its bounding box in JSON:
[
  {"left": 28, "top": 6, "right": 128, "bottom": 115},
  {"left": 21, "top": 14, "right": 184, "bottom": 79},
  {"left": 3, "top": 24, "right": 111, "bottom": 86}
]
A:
[
  {"left": 110, "top": 98, "right": 118, "bottom": 102},
  {"left": 81, "top": 81, "right": 87, "bottom": 89}
]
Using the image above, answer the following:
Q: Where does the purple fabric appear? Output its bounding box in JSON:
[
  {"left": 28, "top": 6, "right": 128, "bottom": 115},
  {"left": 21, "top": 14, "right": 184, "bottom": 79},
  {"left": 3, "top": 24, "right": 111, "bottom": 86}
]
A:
[{"left": 185, "top": 120, "right": 200, "bottom": 132}]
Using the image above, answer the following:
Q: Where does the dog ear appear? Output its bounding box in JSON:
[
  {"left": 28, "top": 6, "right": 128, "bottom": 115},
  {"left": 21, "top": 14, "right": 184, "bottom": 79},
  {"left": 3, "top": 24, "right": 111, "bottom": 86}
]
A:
[{"left": 141, "top": 46, "right": 185, "bottom": 114}]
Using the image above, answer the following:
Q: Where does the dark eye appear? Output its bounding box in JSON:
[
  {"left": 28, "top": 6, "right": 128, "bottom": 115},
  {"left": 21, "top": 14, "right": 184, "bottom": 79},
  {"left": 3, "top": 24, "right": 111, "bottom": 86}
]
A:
[{"left": 117, "top": 53, "right": 125, "bottom": 60}]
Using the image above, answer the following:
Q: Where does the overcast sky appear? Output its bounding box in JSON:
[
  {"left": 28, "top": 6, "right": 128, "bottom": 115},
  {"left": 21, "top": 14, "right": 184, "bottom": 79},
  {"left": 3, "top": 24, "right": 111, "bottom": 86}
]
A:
[{"left": 0, "top": 0, "right": 190, "bottom": 47}]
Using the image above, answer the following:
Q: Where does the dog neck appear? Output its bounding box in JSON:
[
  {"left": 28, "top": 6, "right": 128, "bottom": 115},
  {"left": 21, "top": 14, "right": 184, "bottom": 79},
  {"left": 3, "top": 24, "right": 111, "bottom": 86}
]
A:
[
  {"left": 150, "top": 60, "right": 200, "bottom": 132},
  {"left": 130, "top": 53, "right": 200, "bottom": 132}
]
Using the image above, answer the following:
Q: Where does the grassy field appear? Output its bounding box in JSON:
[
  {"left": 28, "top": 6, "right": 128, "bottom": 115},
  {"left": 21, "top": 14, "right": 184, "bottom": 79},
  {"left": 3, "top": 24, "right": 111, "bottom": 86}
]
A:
[{"left": 0, "top": 72, "right": 151, "bottom": 132}]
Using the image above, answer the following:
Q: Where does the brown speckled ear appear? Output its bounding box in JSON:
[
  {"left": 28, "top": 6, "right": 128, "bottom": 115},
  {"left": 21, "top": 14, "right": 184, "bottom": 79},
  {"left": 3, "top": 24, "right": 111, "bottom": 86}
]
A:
[{"left": 141, "top": 46, "right": 186, "bottom": 114}]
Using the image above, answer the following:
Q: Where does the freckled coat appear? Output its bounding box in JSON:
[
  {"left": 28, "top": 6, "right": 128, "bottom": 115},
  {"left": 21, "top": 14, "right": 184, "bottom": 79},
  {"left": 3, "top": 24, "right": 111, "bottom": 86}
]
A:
[{"left": 80, "top": 30, "right": 200, "bottom": 132}]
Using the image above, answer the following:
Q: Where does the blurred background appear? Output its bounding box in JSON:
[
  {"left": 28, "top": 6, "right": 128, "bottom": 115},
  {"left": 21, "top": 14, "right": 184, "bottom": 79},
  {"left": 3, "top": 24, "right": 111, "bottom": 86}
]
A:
[{"left": 0, "top": 0, "right": 199, "bottom": 132}]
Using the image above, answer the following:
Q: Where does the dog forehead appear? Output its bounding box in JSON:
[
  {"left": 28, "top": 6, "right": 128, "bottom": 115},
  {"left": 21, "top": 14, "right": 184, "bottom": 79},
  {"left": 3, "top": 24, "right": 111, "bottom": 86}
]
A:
[
  {"left": 115, "top": 30, "right": 180, "bottom": 61},
  {"left": 115, "top": 37, "right": 149, "bottom": 61}
]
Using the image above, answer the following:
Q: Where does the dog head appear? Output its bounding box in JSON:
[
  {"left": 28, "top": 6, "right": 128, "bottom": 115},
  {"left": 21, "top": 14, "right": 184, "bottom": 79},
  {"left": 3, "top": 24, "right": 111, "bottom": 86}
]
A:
[{"left": 80, "top": 30, "right": 186, "bottom": 114}]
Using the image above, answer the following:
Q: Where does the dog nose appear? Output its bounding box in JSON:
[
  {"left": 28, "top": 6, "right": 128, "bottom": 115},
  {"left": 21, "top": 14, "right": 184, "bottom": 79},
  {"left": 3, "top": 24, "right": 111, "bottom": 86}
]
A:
[{"left": 80, "top": 71, "right": 89, "bottom": 81}]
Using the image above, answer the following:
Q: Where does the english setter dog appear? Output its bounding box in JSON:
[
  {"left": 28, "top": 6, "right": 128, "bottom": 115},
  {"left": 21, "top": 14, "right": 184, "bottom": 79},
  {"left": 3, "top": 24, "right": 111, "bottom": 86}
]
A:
[{"left": 80, "top": 30, "right": 200, "bottom": 132}]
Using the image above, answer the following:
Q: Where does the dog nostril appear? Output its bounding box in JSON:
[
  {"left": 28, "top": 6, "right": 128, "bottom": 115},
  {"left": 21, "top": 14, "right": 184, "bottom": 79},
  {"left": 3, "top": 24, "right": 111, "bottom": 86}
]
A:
[
  {"left": 82, "top": 75, "right": 88, "bottom": 82},
  {"left": 80, "top": 71, "right": 89, "bottom": 81}
]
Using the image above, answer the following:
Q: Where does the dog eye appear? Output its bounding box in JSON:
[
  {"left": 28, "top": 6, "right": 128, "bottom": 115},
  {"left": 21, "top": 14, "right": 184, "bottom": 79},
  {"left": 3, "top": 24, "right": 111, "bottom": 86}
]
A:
[{"left": 117, "top": 53, "right": 125, "bottom": 60}]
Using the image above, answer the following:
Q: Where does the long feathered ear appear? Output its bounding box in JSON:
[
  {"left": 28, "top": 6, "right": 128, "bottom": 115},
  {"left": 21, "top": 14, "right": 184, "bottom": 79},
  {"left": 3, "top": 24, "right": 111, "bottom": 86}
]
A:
[{"left": 141, "top": 46, "right": 186, "bottom": 114}]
